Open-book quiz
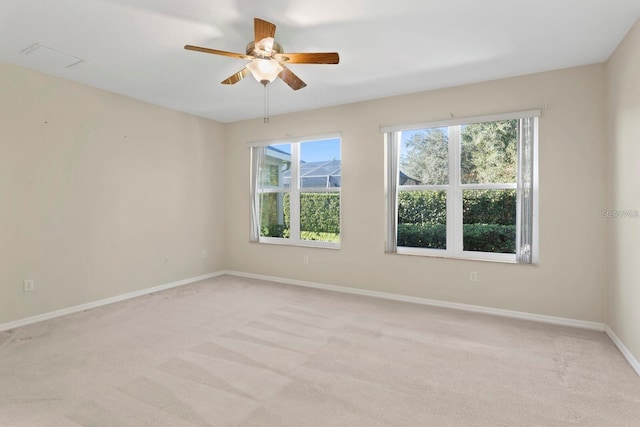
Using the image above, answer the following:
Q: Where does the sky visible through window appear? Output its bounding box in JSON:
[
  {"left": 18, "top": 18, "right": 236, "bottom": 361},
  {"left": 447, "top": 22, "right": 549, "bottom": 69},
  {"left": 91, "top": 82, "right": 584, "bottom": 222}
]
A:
[
  {"left": 300, "top": 138, "right": 340, "bottom": 163},
  {"left": 401, "top": 129, "right": 423, "bottom": 144},
  {"left": 273, "top": 138, "right": 340, "bottom": 163},
  {"left": 401, "top": 128, "right": 446, "bottom": 150},
  {"left": 302, "top": 138, "right": 340, "bottom": 162}
]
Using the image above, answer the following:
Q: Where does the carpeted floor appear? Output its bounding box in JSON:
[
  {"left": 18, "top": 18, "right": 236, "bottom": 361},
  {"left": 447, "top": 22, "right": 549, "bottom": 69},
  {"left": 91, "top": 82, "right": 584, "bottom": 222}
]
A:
[{"left": 1, "top": 275, "right": 639, "bottom": 426}]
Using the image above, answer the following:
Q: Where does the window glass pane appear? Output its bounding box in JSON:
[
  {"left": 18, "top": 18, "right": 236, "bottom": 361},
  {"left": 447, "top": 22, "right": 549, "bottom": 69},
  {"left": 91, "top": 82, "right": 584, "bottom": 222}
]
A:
[
  {"left": 399, "top": 127, "right": 449, "bottom": 186},
  {"left": 300, "top": 138, "right": 341, "bottom": 189},
  {"left": 461, "top": 120, "right": 517, "bottom": 184},
  {"left": 261, "top": 144, "right": 291, "bottom": 188},
  {"left": 299, "top": 192, "right": 340, "bottom": 243},
  {"left": 397, "top": 190, "right": 446, "bottom": 249},
  {"left": 301, "top": 177, "right": 332, "bottom": 188},
  {"left": 463, "top": 189, "right": 516, "bottom": 253},
  {"left": 254, "top": 137, "right": 341, "bottom": 247},
  {"left": 259, "top": 192, "right": 290, "bottom": 238}
]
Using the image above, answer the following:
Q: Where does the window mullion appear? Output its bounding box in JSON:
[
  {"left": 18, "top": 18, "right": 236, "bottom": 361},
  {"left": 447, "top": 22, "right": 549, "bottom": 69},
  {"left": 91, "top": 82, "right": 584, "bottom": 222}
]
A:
[
  {"left": 461, "top": 183, "right": 516, "bottom": 190},
  {"left": 290, "top": 143, "right": 301, "bottom": 242},
  {"left": 445, "top": 126, "right": 458, "bottom": 256},
  {"left": 451, "top": 125, "right": 464, "bottom": 256}
]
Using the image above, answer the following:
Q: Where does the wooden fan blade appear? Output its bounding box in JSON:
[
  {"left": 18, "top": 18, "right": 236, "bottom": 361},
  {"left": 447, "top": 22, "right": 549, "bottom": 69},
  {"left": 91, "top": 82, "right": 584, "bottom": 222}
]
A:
[
  {"left": 254, "top": 18, "right": 276, "bottom": 43},
  {"left": 221, "top": 68, "right": 250, "bottom": 85},
  {"left": 274, "top": 52, "right": 339, "bottom": 64},
  {"left": 184, "top": 45, "right": 252, "bottom": 60},
  {"left": 278, "top": 66, "right": 307, "bottom": 90}
]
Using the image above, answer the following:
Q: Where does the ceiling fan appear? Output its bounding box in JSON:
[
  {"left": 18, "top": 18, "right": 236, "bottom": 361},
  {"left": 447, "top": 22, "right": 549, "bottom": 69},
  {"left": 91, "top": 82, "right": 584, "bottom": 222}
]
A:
[{"left": 184, "top": 18, "right": 340, "bottom": 90}]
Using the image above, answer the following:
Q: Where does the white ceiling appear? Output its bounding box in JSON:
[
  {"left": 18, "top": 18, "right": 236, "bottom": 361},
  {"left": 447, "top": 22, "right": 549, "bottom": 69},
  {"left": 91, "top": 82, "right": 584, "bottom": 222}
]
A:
[{"left": 1, "top": 1, "right": 639, "bottom": 123}]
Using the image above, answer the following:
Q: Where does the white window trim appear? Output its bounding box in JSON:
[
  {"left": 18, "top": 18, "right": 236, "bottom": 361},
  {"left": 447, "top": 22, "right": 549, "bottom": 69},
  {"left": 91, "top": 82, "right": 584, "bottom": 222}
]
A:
[
  {"left": 247, "top": 132, "right": 342, "bottom": 147},
  {"left": 385, "top": 111, "right": 540, "bottom": 264},
  {"left": 380, "top": 110, "right": 541, "bottom": 133},
  {"left": 249, "top": 133, "right": 342, "bottom": 249}
]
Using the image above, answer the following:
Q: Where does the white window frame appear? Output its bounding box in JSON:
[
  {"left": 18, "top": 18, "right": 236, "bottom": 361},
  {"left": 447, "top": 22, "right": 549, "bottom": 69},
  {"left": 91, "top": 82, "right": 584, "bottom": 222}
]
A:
[
  {"left": 249, "top": 133, "right": 341, "bottom": 249},
  {"left": 383, "top": 110, "right": 539, "bottom": 263}
]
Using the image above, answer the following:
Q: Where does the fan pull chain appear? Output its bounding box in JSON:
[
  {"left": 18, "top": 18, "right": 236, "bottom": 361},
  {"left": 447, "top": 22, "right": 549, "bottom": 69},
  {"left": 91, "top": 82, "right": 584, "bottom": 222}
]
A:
[{"left": 263, "top": 83, "right": 270, "bottom": 124}]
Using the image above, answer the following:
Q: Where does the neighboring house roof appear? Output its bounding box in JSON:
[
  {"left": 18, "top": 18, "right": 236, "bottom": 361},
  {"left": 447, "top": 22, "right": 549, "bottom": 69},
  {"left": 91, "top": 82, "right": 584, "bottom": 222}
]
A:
[
  {"left": 283, "top": 159, "right": 341, "bottom": 188},
  {"left": 265, "top": 145, "right": 292, "bottom": 162},
  {"left": 266, "top": 148, "right": 412, "bottom": 188},
  {"left": 399, "top": 171, "right": 422, "bottom": 185}
]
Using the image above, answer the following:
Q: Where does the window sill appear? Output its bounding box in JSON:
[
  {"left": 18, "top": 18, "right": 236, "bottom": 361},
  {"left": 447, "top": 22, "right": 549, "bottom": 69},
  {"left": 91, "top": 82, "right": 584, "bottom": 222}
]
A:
[
  {"left": 253, "top": 238, "right": 340, "bottom": 250},
  {"left": 394, "top": 247, "right": 529, "bottom": 264}
]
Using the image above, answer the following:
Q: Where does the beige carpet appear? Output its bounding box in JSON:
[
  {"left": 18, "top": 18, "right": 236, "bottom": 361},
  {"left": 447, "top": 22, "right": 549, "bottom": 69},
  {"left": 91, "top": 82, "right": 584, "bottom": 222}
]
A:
[{"left": 1, "top": 275, "right": 639, "bottom": 426}]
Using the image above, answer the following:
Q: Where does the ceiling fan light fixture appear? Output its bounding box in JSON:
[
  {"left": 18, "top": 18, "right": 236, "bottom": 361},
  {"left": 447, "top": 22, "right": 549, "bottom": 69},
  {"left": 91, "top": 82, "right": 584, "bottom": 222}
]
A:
[
  {"left": 185, "top": 18, "right": 339, "bottom": 124},
  {"left": 247, "top": 58, "right": 283, "bottom": 85}
]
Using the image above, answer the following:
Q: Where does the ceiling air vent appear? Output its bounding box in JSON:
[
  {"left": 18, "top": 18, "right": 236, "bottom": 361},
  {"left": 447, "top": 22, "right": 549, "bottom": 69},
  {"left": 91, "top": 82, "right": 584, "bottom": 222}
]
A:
[{"left": 21, "top": 43, "right": 84, "bottom": 68}]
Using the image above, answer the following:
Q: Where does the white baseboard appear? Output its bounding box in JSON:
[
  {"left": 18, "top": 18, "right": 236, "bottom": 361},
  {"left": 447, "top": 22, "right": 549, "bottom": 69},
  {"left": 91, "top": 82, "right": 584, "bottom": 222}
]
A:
[
  {"left": 226, "top": 270, "right": 640, "bottom": 376},
  {"left": 223, "top": 270, "right": 606, "bottom": 331},
  {"left": 6, "top": 269, "right": 637, "bottom": 377},
  {"left": 0, "top": 272, "right": 224, "bottom": 332},
  {"left": 606, "top": 326, "right": 640, "bottom": 377}
]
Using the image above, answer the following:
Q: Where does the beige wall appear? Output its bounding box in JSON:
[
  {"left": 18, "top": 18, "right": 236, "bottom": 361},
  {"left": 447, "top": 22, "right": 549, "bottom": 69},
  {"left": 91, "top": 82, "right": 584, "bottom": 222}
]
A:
[
  {"left": 225, "top": 64, "right": 608, "bottom": 323},
  {"left": 3, "top": 21, "right": 639, "bottom": 368},
  {"left": 606, "top": 20, "right": 640, "bottom": 362},
  {"left": 0, "top": 56, "right": 615, "bottom": 329},
  {"left": 0, "top": 62, "right": 226, "bottom": 324}
]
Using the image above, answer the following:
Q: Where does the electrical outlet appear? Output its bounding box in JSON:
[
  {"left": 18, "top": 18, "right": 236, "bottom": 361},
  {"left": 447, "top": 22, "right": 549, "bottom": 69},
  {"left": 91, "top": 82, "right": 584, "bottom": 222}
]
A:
[
  {"left": 201, "top": 249, "right": 207, "bottom": 258},
  {"left": 23, "top": 279, "right": 35, "bottom": 292},
  {"left": 470, "top": 271, "right": 478, "bottom": 282},
  {"left": 303, "top": 256, "right": 309, "bottom": 264}
]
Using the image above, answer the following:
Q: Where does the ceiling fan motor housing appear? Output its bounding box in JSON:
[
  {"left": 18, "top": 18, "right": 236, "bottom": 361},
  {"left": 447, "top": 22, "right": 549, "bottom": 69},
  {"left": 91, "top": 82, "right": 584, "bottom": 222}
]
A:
[{"left": 246, "top": 41, "right": 283, "bottom": 59}]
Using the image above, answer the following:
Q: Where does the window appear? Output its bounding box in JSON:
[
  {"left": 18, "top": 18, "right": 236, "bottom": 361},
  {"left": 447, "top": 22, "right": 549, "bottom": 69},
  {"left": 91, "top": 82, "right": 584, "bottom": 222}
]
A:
[
  {"left": 384, "top": 111, "right": 539, "bottom": 263},
  {"left": 250, "top": 135, "right": 341, "bottom": 248}
]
